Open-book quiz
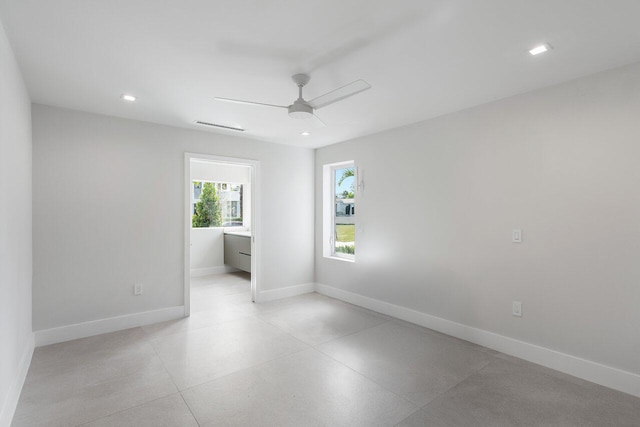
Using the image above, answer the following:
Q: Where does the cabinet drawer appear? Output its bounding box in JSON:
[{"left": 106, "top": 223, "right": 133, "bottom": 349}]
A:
[{"left": 224, "top": 234, "right": 251, "bottom": 273}]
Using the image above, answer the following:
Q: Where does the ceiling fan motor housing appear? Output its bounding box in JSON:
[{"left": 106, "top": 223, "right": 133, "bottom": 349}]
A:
[{"left": 288, "top": 100, "right": 313, "bottom": 119}]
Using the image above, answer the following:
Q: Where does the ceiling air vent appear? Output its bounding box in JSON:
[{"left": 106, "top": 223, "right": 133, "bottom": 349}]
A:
[{"left": 195, "top": 121, "right": 245, "bottom": 132}]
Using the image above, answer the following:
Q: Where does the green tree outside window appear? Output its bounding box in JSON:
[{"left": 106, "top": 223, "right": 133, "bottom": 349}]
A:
[{"left": 192, "top": 182, "right": 222, "bottom": 227}]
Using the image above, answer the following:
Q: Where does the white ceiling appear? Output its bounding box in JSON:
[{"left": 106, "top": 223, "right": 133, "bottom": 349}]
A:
[{"left": 2, "top": 0, "right": 640, "bottom": 148}]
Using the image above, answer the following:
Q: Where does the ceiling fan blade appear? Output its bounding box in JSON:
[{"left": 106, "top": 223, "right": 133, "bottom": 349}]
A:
[
  {"left": 214, "top": 97, "right": 287, "bottom": 109},
  {"left": 308, "top": 79, "right": 371, "bottom": 109}
]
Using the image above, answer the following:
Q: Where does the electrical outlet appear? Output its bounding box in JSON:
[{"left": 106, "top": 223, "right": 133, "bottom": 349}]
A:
[
  {"left": 134, "top": 284, "right": 142, "bottom": 296},
  {"left": 512, "top": 301, "right": 522, "bottom": 317}
]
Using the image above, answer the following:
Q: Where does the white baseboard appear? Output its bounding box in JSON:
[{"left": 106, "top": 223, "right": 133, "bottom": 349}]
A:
[
  {"left": 34, "top": 306, "right": 185, "bottom": 347},
  {"left": 315, "top": 283, "right": 640, "bottom": 398},
  {"left": 257, "top": 282, "right": 315, "bottom": 303},
  {"left": 0, "top": 334, "right": 34, "bottom": 427},
  {"left": 190, "top": 266, "right": 239, "bottom": 277}
]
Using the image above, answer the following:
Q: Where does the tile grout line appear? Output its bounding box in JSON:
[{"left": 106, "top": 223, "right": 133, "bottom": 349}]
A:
[
  {"left": 171, "top": 303, "right": 395, "bottom": 395},
  {"left": 172, "top": 300, "right": 392, "bottom": 394},
  {"left": 73, "top": 392, "right": 183, "bottom": 426},
  {"left": 178, "top": 391, "right": 201, "bottom": 427},
  {"left": 22, "top": 334, "right": 178, "bottom": 426},
  {"left": 254, "top": 301, "right": 390, "bottom": 348},
  {"left": 310, "top": 319, "right": 502, "bottom": 415},
  {"left": 245, "top": 314, "right": 316, "bottom": 350},
  {"left": 128, "top": 276, "right": 256, "bottom": 424},
  {"left": 413, "top": 353, "right": 503, "bottom": 416},
  {"left": 77, "top": 278, "right": 250, "bottom": 427},
  {"left": 146, "top": 332, "right": 184, "bottom": 393},
  {"left": 177, "top": 345, "right": 312, "bottom": 394},
  {"left": 314, "top": 344, "right": 420, "bottom": 409},
  {"left": 140, "top": 310, "right": 259, "bottom": 343},
  {"left": 81, "top": 337, "right": 179, "bottom": 424},
  {"left": 307, "top": 318, "right": 391, "bottom": 347},
  {"left": 143, "top": 279, "right": 314, "bottom": 395},
  {"left": 165, "top": 292, "right": 403, "bottom": 402}
]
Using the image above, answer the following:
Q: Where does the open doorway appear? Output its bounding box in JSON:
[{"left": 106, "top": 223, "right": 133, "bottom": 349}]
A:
[{"left": 184, "top": 153, "right": 259, "bottom": 316}]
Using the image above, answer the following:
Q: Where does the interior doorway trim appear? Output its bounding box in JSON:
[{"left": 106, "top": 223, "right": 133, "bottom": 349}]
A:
[{"left": 184, "top": 152, "right": 260, "bottom": 316}]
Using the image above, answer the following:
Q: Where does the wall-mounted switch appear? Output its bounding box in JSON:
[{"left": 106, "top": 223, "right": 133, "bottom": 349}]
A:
[
  {"left": 134, "top": 284, "right": 142, "bottom": 295},
  {"left": 512, "top": 301, "right": 522, "bottom": 317},
  {"left": 512, "top": 229, "right": 522, "bottom": 243}
]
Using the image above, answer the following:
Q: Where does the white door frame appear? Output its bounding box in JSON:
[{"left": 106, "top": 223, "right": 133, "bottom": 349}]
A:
[{"left": 184, "top": 152, "right": 260, "bottom": 316}]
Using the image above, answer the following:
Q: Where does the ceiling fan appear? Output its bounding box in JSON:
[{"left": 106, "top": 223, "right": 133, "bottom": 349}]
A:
[{"left": 214, "top": 74, "right": 371, "bottom": 125}]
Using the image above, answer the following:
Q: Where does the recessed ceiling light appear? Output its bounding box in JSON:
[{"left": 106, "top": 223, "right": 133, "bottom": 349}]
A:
[
  {"left": 301, "top": 131, "right": 311, "bottom": 136},
  {"left": 121, "top": 94, "right": 136, "bottom": 102},
  {"left": 529, "top": 44, "right": 551, "bottom": 56}
]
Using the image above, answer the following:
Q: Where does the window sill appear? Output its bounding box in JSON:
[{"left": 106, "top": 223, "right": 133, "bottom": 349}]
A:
[{"left": 325, "top": 255, "right": 355, "bottom": 263}]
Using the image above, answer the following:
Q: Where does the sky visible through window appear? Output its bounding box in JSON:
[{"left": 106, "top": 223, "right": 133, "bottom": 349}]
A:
[{"left": 335, "top": 168, "right": 354, "bottom": 197}]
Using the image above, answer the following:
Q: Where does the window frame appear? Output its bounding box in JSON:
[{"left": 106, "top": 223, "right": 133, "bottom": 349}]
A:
[
  {"left": 191, "top": 179, "right": 245, "bottom": 229},
  {"left": 323, "top": 160, "right": 356, "bottom": 262}
]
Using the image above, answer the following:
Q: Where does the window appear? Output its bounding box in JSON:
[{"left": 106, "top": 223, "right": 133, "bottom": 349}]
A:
[
  {"left": 323, "top": 161, "right": 356, "bottom": 260},
  {"left": 192, "top": 181, "right": 244, "bottom": 227}
]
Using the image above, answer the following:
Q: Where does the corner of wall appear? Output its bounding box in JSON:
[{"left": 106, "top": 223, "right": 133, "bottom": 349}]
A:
[
  {"left": 0, "top": 334, "right": 34, "bottom": 427},
  {"left": 0, "top": 13, "right": 35, "bottom": 427}
]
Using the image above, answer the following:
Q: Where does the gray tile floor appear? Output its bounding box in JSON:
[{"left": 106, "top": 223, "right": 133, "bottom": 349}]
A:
[{"left": 12, "top": 272, "right": 640, "bottom": 426}]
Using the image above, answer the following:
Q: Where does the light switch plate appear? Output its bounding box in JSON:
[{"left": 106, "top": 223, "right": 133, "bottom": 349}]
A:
[
  {"left": 512, "top": 301, "right": 522, "bottom": 317},
  {"left": 512, "top": 229, "right": 522, "bottom": 243}
]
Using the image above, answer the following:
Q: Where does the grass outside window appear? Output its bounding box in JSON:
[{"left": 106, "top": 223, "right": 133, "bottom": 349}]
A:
[{"left": 336, "top": 224, "right": 355, "bottom": 242}]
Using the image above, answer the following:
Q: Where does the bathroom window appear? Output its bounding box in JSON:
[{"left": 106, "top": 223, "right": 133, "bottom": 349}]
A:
[{"left": 192, "top": 181, "right": 244, "bottom": 228}]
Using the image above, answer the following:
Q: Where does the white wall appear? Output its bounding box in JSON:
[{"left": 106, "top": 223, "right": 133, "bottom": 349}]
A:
[
  {"left": 190, "top": 228, "right": 226, "bottom": 273},
  {"left": 32, "top": 105, "right": 314, "bottom": 331},
  {"left": 315, "top": 62, "right": 640, "bottom": 377},
  {"left": 0, "top": 18, "right": 33, "bottom": 427}
]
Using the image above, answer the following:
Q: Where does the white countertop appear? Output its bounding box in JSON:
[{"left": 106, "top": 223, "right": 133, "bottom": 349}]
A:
[{"left": 224, "top": 230, "right": 251, "bottom": 237}]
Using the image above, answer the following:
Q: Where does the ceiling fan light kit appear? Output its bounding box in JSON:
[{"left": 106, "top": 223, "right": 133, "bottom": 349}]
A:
[
  {"left": 215, "top": 73, "right": 371, "bottom": 127},
  {"left": 288, "top": 102, "right": 313, "bottom": 119}
]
